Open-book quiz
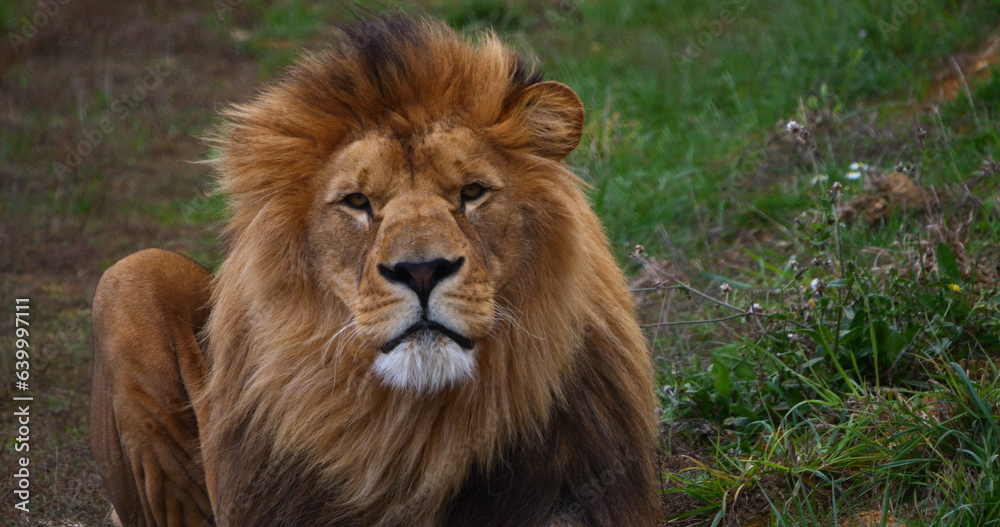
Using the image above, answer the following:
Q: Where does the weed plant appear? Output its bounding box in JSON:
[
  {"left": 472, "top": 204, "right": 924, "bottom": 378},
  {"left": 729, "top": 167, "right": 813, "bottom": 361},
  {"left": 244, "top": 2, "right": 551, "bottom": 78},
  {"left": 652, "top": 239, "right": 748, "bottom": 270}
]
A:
[{"left": 653, "top": 95, "right": 1000, "bottom": 524}]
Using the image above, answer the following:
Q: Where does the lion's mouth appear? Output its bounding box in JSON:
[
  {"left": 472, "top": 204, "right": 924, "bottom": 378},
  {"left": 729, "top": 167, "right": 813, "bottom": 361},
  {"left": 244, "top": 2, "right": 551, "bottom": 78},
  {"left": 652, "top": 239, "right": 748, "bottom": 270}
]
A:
[{"left": 380, "top": 320, "right": 474, "bottom": 353}]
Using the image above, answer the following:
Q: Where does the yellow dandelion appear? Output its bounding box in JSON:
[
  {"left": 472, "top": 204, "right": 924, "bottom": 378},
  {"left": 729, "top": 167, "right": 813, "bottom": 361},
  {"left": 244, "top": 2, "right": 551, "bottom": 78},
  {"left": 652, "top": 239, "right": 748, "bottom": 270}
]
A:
[{"left": 947, "top": 283, "right": 962, "bottom": 293}]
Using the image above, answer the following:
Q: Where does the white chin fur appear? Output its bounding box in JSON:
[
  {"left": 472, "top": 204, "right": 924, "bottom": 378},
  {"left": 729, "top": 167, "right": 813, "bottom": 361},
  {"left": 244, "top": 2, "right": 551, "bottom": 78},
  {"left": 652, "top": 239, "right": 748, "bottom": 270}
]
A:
[{"left": 372, "top": 331, "right": 475, "bottom": 394}]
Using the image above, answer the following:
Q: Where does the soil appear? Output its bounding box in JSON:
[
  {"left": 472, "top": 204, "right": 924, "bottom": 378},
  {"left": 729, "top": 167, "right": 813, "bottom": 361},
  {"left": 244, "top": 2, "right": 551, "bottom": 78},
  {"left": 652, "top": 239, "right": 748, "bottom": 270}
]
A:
[{"left": 1, "top": 1, "right": 256, "bottom": 524}]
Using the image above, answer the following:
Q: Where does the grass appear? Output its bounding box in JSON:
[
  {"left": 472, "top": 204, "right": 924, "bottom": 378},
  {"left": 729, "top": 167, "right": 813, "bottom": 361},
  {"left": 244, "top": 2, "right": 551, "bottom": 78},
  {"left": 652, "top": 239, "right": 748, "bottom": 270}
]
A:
[{"left": 2, "top": 0, "right": 999, "bottom": 525}]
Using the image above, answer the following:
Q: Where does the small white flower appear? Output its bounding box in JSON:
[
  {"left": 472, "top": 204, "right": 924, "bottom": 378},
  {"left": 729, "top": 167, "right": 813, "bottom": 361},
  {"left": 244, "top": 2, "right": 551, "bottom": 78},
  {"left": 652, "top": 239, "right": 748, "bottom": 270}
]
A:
[
  {"left": 719, "top": 283, "right": 732, "bottom": 294},
  {"left": 786, "top": 120, "right": 803, "bottom": 134},
  {"left": 847, "top": 162, "right": 869, "bottom": 179},
  {"left": 750, "top": 303, "right": 765, "bottom": 314},
  {"left": 810, "top": 174, "right": 828, "bottom": 185},
  {"left": 810, "top": 278, "right": 826, "bottom": 293}
]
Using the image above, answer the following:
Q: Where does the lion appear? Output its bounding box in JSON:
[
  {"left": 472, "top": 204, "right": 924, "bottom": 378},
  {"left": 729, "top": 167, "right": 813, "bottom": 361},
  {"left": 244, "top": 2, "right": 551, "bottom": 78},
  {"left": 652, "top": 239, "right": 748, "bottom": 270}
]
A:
[{"left": 90, "top": 14, "right": 660, "bottom": 527}]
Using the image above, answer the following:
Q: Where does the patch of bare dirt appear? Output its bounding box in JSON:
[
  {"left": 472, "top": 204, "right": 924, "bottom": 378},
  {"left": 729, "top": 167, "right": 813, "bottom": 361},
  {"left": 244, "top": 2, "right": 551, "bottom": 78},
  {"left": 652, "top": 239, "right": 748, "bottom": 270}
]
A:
[
  {"left": 1, "top": 1, "right": 260, "bottom": 524},
  {"left": 837, "top": 171, "right": 940, "bottom": 225},
  {"left": 1, "top": 0, "right": 257, "bottom": 275},
  {"left": 930, "top": 32, "right": 1000, "bottom": 102}
]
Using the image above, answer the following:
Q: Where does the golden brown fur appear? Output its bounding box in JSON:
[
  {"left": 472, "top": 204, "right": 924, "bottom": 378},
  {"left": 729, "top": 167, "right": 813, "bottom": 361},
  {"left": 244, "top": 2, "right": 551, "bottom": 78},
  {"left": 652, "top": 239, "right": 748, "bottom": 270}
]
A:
[
  {"left": 91, "top": 13, "right": 658, "bottom": 527},
  {"left": 90, "top": 249, "right": 213, "bottom": 526}
]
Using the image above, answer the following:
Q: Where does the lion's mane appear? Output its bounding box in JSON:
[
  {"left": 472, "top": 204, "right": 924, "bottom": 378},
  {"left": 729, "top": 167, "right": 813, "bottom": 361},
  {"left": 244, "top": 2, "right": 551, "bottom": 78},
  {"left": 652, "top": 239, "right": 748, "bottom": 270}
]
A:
[{"left": 200, "top": 14, "right": 659, "bottom": 527}]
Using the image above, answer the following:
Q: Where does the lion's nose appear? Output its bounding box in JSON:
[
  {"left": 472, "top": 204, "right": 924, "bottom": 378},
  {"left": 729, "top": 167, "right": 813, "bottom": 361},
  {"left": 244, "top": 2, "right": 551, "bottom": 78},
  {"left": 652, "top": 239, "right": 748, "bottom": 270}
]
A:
[{"left": 378, "top": 257, "right": 464, "bottom": 309}]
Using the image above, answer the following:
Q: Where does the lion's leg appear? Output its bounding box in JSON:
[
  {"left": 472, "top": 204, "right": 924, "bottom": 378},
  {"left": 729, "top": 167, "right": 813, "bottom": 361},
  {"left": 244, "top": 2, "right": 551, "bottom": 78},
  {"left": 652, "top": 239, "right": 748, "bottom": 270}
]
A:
[{"left": 90, "top": 249, "right": 214, "bottom": 527}]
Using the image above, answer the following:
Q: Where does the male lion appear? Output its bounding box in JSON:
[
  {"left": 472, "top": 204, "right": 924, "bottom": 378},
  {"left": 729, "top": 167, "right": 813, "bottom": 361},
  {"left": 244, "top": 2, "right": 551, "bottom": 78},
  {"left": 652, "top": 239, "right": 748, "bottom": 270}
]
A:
[{"left": 90, "top": 14, "right": 659, "bottom": 527}]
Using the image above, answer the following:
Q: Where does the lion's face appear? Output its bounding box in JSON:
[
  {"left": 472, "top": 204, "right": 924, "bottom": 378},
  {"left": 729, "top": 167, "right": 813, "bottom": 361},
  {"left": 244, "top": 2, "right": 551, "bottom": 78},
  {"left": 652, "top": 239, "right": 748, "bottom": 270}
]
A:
[
  {"left": 307, "top": 125, "right": 528, "bottom": 393},
  {"left": 216, "top": 18, "right": 585, "bottom": 396}
]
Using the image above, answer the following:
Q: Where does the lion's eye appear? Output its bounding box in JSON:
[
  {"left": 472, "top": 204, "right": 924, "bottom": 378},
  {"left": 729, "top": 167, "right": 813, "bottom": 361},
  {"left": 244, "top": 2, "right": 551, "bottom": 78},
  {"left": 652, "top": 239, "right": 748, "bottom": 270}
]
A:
[
  {"left": 343, "top": 193, "right": 370, "bottom": 210},
  {"left": 460, "top": 183, "right": 486, "bottom": 202}
]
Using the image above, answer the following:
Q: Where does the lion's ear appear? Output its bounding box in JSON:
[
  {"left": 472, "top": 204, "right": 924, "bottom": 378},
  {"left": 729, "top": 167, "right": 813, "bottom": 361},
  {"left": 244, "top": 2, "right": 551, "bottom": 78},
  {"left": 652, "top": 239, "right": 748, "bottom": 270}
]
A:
[{"left": 497, "top": 81, "right": 584, "bottom": 161}]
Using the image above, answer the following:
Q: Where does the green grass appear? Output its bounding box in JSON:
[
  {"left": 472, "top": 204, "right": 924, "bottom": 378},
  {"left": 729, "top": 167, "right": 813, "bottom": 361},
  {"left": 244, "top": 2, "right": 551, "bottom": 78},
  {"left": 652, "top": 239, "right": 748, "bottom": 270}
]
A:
[{"left": 208, "top": 0, "right": 358, "bottom": 77}]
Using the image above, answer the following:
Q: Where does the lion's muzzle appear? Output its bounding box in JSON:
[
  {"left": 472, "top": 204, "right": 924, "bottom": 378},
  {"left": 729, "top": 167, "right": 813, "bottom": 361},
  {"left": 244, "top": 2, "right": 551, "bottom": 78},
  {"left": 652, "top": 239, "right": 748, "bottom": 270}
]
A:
[{"left": 370, "top": 252, "right": 481, "bottom": 392}]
